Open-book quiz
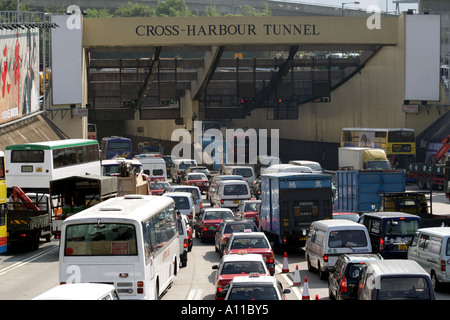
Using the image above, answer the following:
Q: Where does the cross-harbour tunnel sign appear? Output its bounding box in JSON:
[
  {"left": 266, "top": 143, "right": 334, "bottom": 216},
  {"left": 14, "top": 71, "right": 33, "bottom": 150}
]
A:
[
  {"left": 82, "top": 16, "right": 399, "bottom": 47},
  {"left": 135, "top": 23, "right": 321, "bottom": 37}
]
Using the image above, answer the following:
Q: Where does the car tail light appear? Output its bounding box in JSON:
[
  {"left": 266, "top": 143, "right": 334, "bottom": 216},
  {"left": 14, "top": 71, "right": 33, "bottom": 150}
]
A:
[
  {"left": 184, "top": 239, "right": 188, "bottom": 248},
  {"left": 340, "top": 275, "right": 348, "bottom": 293},
  {"left": 441, "top": 260, "right": 446, "bottom": 272},
  {"left": 216, "top": 280, "right": 224, "bottom": 293},
  {"left": 203, "top": 227, "right": 208, "bottom": 232},
  {"left": 137, "top": 281, "right": 144, "bottom": 294},
  {"left": 221, "top": 200, "right": 224, "bottom": 204},
  {"left": 379, "top": 238, "right": 384, "bottom": 251},
  {"left": 323, "top": 254, "right": 328, "bottom": 262}
]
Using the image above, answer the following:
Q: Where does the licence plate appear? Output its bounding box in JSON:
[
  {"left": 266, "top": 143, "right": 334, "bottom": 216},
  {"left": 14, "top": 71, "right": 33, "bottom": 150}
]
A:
[
  {"left": 208, "top": 226, "right": 216, "bottom": 230},
  {"left": 398, "top": 244, "right": 408, "bottom": 250},
  {"left": 196, "top": 183, "right": 202, "bottom": 186},
  {"left": 233, "top": 200, "right": 239, "bottom": 204}
]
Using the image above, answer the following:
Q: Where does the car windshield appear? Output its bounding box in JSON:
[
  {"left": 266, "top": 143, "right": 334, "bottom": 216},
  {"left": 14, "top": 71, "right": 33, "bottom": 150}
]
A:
[
  {"left": 224, "top": 184, "right": 248, "bottom": 195},
  {"left": 244, "top": 203, "right": 260, "bottom": 212},
  {"left": 378, "top": 277, "right": 431, "bottom": 300},
  {"left": 172, "top": 197, "right": 190, "bottom": 209},
  {"left": 188, "top": 174, "right": 206, "bottom": 180},
  {"left": 234, "top": 168, "right": 252, "bottom": 177},
  {"left": 150, "top": 182, "right": 169, "bottom": 190},
  {"left": 384, "top": 219, "right": 420, "bottom": 236},
  {"left": 227, "top": 285, "right": 278, "bottom": 300},
  {"left": 328, "top": 230, "right": 368, "bottom": 248},
  {"left": 230, "top": 237, "right": 269, "bottom": 249},
  {"left": 224, "top": 223, "right": 257, "bottom": 233},
  {"left": 220, "top": 261, "right": 266, "bottom": 275},
  {"left": 204, "top": 211, "right": 234, "bottom": 220}
]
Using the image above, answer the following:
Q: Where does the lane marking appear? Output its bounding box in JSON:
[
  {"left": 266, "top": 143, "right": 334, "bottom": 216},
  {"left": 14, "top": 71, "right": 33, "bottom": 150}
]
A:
[
  {"left": 275, "top": 258, "right": 302, "bottom": 300},
  {"left": 187, "top": 288, "right": 203, "bottom": 300},
  {"left": 0, "top": 245, "right": 58, "bottom": 277}
]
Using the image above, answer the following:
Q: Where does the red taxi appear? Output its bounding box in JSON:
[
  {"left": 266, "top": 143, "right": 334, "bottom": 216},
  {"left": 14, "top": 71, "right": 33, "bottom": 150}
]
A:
[
  {"left": 214, "top": 220, "right": 259, "bottom": 256},
  {"left": 149, "top": 180, "right": 171, "bottom": 196},
  {"left": 223, "top": 232, "right": 275, "bottom": 275},
  {"left": 212, "top": 253, "right": 270, "bottom": 300},
  {"left": 181, "top": 173, "right": 209, "bottom": 193},
  {"left": 236, "top": 199, "right": 261, "bottom": 227},
  {"left": 195, "top": 208, "right": 234, "bottom": 242}
]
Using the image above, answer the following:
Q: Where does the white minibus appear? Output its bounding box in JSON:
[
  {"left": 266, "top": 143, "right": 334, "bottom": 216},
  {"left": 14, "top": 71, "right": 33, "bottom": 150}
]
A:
[{"left": 59, "top": 195, "right": 181, "bottom": 300}]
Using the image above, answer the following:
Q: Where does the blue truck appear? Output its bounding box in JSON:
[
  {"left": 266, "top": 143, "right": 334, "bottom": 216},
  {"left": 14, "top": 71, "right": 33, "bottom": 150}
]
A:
[
  {"left": 260, "top": 172, "right": 333, "bottom": 249},
  {"left": 336, "top": 170, "right": 406, "bottom": 213}
]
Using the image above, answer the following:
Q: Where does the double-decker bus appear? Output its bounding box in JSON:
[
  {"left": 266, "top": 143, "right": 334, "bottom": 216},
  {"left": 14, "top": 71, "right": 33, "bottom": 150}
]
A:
[
  {"left": 0, "top": 151, "right": 7, "bottom": 253},
  {"left": 5, "top": 139, "right": 101, "bottom": 194},
  {"left": 59, "top": 195, "right": 181, "bottom": 300},
  {"left": 341, "top": 128, "right": 416, "bottom": 169},
  {"left": 101, "top": 136, "right": 133, "bottom": 160}
]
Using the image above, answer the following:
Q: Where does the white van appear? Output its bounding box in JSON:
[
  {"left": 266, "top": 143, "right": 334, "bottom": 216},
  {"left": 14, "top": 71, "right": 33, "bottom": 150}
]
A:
[
  {"left": 288, "top": 160, "right": 323, "bottom": 174},
  {"left": 222, "top": 166, "right": 255, "bottom": 186},
  {"left": 358, "top": 260, "right": 435, "bottom": 300},
  {"left": 33, "top": 283, "right": 120, "bottom": 300},
  {"left": 211, "top": 180, "right": 251, "bottom": 209},
  {"left": 177, "top": 211, "right": 189, "bottom": 268},
  {"left": 135, "top": 155, "right": 167, "bottom": 181},
  {"left": 163, "top": 192, "right": 195, "bottom": 220},
  {"left": 171, "top": 159, "right": 197, "bottom": 183},
  {"left": 166, "top": 185, "right": 202, "bottom": 216},
  {"left": 408, "top": 227, "right": 450, "bottom": 291},
  {"left": 305, "top": 219, "right": 371, "bottom": 280}
]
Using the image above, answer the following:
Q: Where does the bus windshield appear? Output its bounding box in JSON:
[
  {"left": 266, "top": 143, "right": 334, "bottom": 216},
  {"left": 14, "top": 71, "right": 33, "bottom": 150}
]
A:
[{"left": 64, "top": 223, "right": 137, "bottom": 256}]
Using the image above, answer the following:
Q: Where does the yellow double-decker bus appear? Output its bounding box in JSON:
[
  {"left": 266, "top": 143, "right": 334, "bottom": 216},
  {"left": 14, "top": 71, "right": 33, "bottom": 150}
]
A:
[
  {"left": 340, "top": 128, "right": 416, "bottom": 169},
  {"left": 0, "top": 151, "right": 7, "bottom": 253}
]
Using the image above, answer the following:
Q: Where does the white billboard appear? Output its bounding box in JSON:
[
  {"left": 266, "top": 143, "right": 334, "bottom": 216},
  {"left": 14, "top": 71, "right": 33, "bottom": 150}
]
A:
[
  {"left": 405, "top": 15, "right": 440, "bottom": 101},
  {"left": 51, "top": 13, "right": 82, "bottom": 105}
]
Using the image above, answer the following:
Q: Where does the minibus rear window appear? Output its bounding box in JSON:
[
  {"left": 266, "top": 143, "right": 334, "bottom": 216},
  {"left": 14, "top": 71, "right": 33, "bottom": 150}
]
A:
[{"left": 65, "top": 223, "right": 137, "bottom": 256}]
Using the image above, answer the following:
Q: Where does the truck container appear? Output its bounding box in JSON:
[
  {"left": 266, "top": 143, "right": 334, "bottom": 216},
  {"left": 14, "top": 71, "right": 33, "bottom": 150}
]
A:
[
  {"left": 260, "top": 172, "right": 333, "bottom": 249},
  {"left": 336, "top": 170, "right": 406, "bottom": 213},
  {"left": 338, "top": 147, "right": 392, "bottom": 170}
]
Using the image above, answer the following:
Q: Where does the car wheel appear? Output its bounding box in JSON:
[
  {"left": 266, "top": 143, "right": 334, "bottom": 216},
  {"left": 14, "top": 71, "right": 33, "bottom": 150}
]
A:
[
  {"left": 318, "top": 262, "right": 327, "bottom": 280},
  {"left": 307, "top": 256, "right": 314, "bottom": 272},
  {"left": 328, "top": 281, "right": 335, "bottom": 300},
  {"left": 431, "top": 271, "right": 442, "bottom": 292}
]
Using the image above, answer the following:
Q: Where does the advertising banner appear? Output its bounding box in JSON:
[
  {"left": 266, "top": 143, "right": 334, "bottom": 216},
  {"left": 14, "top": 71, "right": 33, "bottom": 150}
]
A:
[{"left": 0, "top": 29, "right": 40, "bottom": 124}]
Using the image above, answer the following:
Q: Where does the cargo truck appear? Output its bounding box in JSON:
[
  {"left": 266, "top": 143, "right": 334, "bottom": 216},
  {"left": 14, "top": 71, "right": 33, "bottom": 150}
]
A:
[
  {"left": 338, "top": 147, "right": 392, "bottom": 170},
  {"left": 7, "top": 187, "right": 53, "bottom": 250},
  {"left": 259, "top": 172, "right": 333, "bottom": 250},
  {"left": 336, "top": 170, "right": 406, "bottom": 213}
]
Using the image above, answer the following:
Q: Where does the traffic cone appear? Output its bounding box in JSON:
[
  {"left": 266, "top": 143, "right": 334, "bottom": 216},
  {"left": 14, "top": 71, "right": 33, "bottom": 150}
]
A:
[
  {"left": 293, "top": 265, "right": 301, "bottom": 286},
  {"left": 302, "top": 276, "right": 310, "bottom": 300},
  {"left": 282, "top": 252, "right": 289, "bottom": 273}
]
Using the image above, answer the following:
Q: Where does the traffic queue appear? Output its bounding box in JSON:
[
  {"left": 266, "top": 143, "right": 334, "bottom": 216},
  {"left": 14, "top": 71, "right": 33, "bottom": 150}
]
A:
[{"left": 18, "top": 147, "right": 447, "bottom": 301}]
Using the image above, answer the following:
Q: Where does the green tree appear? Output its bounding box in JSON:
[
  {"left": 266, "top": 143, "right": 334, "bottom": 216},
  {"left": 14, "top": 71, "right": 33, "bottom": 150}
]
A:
[
  {"left": 86, "top": 8, "right": 113, "bottom": 18},
  {"left": 155, "top": 0, "right": 191, "bottom": 17},
  {"left": 0, "top": 0, "right": 34, "bottom": 11},
  {"left": 203, "top": 5, "right": 221, "bottom": 17},
  {"left": 114, "top": 1, "right": 155, "bottom": 17}
]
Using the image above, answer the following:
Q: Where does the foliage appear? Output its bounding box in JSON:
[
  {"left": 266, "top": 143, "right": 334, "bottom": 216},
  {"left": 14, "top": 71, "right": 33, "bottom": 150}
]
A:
[
  {"left": 113, "top": 1, "right": 155, "bottom": 17},
  {"left": 155, "top": 0, "right": 191, "bottom": 17}
]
